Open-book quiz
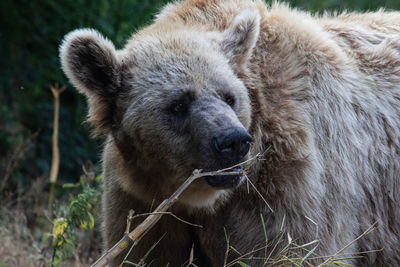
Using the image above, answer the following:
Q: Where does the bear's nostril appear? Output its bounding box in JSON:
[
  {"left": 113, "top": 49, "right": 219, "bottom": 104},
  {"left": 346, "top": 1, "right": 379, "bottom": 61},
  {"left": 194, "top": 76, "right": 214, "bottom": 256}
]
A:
[
  {"left": 213, "top": 137, "right": 235, "bottom": 153},
  {"left": 239, "top": 135, "right": 252, "bottom": 157},
  {"left": 213, "top": 138, "right": 221, "bottom": 153},
  {"left": 240, "top": 137, "right": 251, "bottom": 156},
  {"left": 221, "top": 141, "right": 235, "bottom": 153}
]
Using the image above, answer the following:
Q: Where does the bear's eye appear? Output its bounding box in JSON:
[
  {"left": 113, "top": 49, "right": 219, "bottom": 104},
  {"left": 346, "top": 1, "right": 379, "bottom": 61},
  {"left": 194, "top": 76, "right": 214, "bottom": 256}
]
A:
[
  {"left": 168, "top": 92, "right": 194, "bottom": 118},
  {"left": 170, "top": 102, "right": 187, "bottom": 115},
  {"left": 224, "top": 94, "right": 236, "bottom": 107}
]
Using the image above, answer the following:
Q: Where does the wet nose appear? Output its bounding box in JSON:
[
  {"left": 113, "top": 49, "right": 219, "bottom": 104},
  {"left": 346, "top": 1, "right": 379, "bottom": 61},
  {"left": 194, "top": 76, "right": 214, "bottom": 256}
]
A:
[{"left": 213, "top": 130, "right": 252, "bottom": 162}]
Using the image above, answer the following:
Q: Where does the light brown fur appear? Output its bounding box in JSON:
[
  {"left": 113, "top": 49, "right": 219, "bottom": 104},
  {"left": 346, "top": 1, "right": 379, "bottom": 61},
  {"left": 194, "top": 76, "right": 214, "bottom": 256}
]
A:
[{"left": 61, "top": 1, "right": 400, "bottom": 266}]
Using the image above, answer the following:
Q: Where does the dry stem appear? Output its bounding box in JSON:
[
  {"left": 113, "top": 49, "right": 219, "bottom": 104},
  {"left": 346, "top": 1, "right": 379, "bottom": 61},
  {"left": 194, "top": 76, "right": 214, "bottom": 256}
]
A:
[
  {"left": 49, "top": 84, "right": 66, "bottom": 184},
  {"left": 48, "top": 84, "right": 66, "bottom": 216}
]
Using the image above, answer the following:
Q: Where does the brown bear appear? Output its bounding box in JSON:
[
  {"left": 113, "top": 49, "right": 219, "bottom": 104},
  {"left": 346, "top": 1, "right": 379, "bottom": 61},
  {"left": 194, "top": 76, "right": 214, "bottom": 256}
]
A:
[{"left": 60, "top": 0, "right": 400, "bottom": 266}]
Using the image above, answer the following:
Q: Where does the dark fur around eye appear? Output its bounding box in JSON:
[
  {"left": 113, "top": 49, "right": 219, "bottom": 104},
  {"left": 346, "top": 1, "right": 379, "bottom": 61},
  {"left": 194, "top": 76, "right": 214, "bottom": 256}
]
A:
[
  {"left": 171, "top": 102, "right": 187, "bottom": 114},
  {"left": 169, "top": 92, "right": 194, "bottom": 116},
  {"left": 224, "top": 93, "right": 236, "bottom": 107},
  {"left": 166, "top": 93, "right": 195, "bottom": 132}
]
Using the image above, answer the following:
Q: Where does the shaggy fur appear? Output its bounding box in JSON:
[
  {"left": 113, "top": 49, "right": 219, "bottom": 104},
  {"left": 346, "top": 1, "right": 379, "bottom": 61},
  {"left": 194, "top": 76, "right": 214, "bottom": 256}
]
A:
[{"left": 60, "top": 0, "right": 400, "bottom": 266}]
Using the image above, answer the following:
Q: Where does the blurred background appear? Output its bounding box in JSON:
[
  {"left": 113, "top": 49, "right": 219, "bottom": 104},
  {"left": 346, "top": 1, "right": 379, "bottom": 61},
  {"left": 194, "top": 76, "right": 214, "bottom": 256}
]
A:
[{"left": 1, "top": 0, "right": 399, "bottom": 266}]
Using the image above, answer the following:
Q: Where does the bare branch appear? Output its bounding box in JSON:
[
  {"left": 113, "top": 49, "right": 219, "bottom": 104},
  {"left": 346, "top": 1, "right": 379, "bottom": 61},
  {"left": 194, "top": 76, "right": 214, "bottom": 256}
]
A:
[
  {"left": 130, "top": 211, "right": 203, "bottom": 228},
  {"left": 91, "top": 154, "right": 261, "bottom": 267},
  {"left": 186, "top": 243, "right": 195, "bottom": 267}
]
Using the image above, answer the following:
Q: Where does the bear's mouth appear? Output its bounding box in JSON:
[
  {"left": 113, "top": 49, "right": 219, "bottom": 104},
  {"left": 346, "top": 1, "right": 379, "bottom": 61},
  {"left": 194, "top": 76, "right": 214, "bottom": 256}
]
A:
[{"left": 204, "top": 167, "right": 245, "bottom": 189}]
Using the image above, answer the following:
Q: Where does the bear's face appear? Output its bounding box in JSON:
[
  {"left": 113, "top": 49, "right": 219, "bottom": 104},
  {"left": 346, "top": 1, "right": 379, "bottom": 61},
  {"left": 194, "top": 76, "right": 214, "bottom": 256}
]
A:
[
  {"left": 120, "top": 32, "right": 253, "bottom": 182},
  {"left": 60, "top": 9, "right": 260, "bottom": 209}
]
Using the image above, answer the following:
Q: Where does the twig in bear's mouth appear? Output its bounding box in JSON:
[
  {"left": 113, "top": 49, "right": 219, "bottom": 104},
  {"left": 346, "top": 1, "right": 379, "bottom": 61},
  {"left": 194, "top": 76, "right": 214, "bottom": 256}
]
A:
[
  {"left": 90, "top": 153, "right": 263, "bottom": 267},
  {"left": 201, "top": 170, "right": 244, "bottom": 177},
  {"left": 207, "top": 152, "right": 262, "bottom": 175}
]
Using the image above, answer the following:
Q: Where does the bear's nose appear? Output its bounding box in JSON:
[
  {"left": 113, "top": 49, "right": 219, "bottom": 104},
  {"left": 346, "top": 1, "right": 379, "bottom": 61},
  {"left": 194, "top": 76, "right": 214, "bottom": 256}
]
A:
[{"left": 213, "top": 130, "right": 252, "bottom": 162}]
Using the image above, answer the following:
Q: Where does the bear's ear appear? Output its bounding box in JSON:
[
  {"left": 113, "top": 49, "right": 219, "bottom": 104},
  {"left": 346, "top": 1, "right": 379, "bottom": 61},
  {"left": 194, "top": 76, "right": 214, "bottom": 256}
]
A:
[
  {"left": 219, "top": 9, "right": 260, "bottom": 68},
  {"left": 60, "top": 28, "right": 120, "bottom": 97},
  {"left": 60, "top": 29, "right": 121, "bottom": 135}
]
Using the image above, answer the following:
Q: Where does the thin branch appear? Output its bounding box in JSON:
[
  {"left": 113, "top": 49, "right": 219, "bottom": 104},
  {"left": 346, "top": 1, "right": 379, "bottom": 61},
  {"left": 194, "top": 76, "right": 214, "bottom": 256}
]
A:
[
  {"left": 91, "top": 171, "right": 199, "bottom": 267},
  {"left": 243, "top": 174, "right": 274, "bottom": 212},
  {"left": 186, "top": 243, "right": 195, "bottom": 267},
  {"left": 225, "top": 244, "right": 268, "bottom": 267},
  {"left": 129, "top": 211, "right": 203, "bottom": 228},
  {"left": 307, "top": 248, "right": 383, "bottom": 261},
  {"left": 265, "top": 229, "right": 285, "bottom": 264},
  {"left": 90, "top": 160, "right": 251, "bottom": 267},
  {"left": 91, "top": 153, "right": 262, "bottom": 267},
  {"left": 214, "top": 152, "right": 262, "bottom": 173}
]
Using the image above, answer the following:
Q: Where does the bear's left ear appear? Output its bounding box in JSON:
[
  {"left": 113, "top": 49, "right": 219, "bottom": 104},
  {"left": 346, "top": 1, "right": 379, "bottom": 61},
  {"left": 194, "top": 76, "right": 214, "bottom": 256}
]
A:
[{"left": 219, "top": 9, "right": 260, "bottom": 68}]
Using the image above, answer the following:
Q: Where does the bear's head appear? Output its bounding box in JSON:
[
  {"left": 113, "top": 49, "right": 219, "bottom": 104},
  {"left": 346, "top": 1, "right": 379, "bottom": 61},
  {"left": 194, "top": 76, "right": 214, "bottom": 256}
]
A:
[{"left": 60, "top": 9, "right": 260, "bottom": 209}]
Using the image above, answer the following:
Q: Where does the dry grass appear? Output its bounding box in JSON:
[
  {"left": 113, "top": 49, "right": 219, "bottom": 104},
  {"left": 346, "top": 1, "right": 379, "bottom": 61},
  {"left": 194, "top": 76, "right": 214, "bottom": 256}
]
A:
[
  {"left": 0, "top": 208, "right": 44, "bottom": 267},
  {"left": 0, "top": 176, "right": 102, "bottom": 267},
  {"left": 0, "top": 152, "right": 376, "bottom": 267},
  {"left": 0, "top": 183, "right": 375, "bottom": 267}
]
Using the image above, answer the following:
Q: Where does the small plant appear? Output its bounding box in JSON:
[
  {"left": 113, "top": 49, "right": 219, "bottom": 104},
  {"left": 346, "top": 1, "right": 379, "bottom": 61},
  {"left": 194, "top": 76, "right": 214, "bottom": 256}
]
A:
[{"left": 44, "top": 166, "right": 102, "bottom": 267}]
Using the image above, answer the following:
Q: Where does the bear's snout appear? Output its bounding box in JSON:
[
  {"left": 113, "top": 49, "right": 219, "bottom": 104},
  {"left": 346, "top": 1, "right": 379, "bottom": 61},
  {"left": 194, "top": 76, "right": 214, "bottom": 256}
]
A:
[{"left": 213, "top": 129, "right": 252, "bottom": 164}]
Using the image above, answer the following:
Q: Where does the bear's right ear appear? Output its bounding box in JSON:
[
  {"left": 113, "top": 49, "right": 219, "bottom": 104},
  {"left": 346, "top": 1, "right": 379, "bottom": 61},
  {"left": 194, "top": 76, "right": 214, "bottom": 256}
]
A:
[
  {"left": 60, "top": 29, "right": 120, "bottom": 96},
  {"left": 60, "top": 29, "right": 121, "bottom": 135}
]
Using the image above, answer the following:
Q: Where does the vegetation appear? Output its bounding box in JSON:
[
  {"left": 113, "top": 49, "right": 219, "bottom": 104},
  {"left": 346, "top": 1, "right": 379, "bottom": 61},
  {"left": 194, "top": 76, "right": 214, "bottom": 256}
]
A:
[
  {"left": 47, "top": 168, "right": 102, "bottom": 266},
  {"left": 0, "top": 0, "right": 399, "bottom": 266}
]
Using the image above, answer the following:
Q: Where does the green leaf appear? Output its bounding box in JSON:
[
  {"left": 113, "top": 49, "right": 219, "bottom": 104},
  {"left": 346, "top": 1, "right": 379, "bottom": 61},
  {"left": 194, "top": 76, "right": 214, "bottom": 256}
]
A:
[
  {"left": 42, "top": 231, "right": 52, "bottom": 244},
  {"left": 63, "top": 183, "right": 78, "bottom": 188},
  {"left": 52, "top": 217, "right": 68, "bottom": 246},
  {"left": 237, "top": 261, "right": 250, "bottom": 267},
  {"left": 122, "top": 260, "right": 142, "bottom": 266},
  {"left": 301, "top": 246, "right": 318, "bottom": 264},
  {"left": 96, "top": 174, "right": 103, "bottom": 182},
  {"left": 80, "top": 212, "right": 94, "bottom": 229},
  {"left": 260, "top": 213, "right": 268, "bottom": 245},
  {"left": 224, "top": 227, "right": 230, "bottom": 245}
]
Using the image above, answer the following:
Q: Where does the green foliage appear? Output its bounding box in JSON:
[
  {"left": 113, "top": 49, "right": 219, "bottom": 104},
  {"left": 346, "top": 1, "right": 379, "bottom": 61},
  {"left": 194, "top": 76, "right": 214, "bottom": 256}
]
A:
[
  {"left": 44, "top": 168, "right": 102, "bottom": 266},
  {"left": 0, "top": 0, "right": 170, "bottom": 190},
  {"left": 237, "top": 261, "right": 251, "bottom": 267}
]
